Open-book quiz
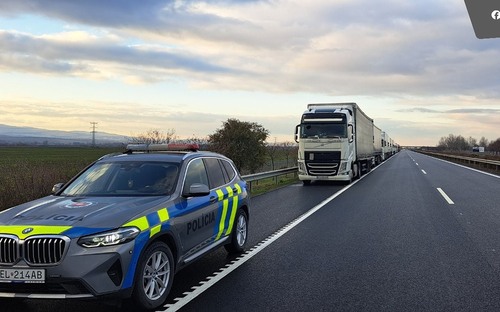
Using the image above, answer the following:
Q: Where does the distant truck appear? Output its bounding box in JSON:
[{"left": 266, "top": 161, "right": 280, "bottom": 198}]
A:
[
  {"left": 381, "top": 131, "right": 397, "bottom": 160},
  {"left": 294, "top": 103, "right": 377, "bottom": 184},
  {"left": 373, "top": 124, "right": 383, "bottom": 165}
]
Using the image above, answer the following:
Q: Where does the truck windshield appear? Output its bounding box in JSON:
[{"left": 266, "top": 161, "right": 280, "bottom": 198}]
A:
[{"left": 301, "top": 123, "right": 347, "bottom": 139}]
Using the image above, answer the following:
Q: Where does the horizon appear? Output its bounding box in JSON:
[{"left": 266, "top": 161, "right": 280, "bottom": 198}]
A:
[{"left": 1, "top": 123, "right": 496, "bottom": 148}]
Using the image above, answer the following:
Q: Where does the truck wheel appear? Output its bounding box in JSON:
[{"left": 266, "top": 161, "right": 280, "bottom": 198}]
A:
[
  {"left": 302, "top": 180, "right": 311, "bottom": 186},
  {"left": 132, "top": 241, "right": 174, "bottom": 310},
  {"left": 225, "top": 209, "right": 248, "bottom": 253}
]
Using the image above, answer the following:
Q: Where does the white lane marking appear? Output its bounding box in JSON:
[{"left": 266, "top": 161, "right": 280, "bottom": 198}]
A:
[
  {"left": 415, "top": 163, "right": 419, "bottom": 166},
  {"left": 421, "top": 170, "right": 427, "bottom": 175},
  {"left": 437, "top": 188, "right": 455, "bottom": 205},
  {"left": 160, "top": 155, "right": 393, "bottom": 311}
]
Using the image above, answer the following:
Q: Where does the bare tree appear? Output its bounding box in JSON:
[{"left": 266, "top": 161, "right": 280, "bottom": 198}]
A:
[
  {"left": 131, "top": 129, "right": 177, "bottom": 144},
  {"left": 280, "top": 141, "right": 297, "bottom": 167},
  {"left": 438, "top": 134, "right": 470, "bottom": 151},
  {"left": 467, "top": 136, "right": 477, "bottom": 148},
  {"left": 266, "top": 142, "right": 280, "bottom": 170},
  {"left": 479, "top": 136, "right": 489, "bottom": 147},
  {"left": 489, "top": 138, "right": 500, "bottom": 152},
  {"left": 179, "top": 135, "right": 209, "bottom": 150}
]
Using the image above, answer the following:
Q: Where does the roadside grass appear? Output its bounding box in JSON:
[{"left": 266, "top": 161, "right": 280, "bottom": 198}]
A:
[
  {"left": 0, "top": 146, "right": 121, "bottom": 211},
  {"left": 247, "top": 173, "right": 299, "bottom": 197},
  {"left": 0, "top": 146, "right": 298, "bottom": 211}
]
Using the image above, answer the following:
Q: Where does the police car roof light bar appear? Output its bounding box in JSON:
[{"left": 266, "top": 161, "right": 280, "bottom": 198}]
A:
[{"left": 126, "top": 143, "right": 199, "bottom": 152}]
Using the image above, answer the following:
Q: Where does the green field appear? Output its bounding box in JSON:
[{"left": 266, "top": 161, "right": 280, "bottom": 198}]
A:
[
  {"left": 0, "top": 146, "right": 298, "bottom": 211},
  {"left": 0, "top": 146, "right": 121, "bottom": 211}
]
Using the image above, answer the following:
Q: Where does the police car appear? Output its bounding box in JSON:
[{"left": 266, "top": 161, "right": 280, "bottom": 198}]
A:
[{"left": 0, "top": 144, "right": 250, "bottom": 310}]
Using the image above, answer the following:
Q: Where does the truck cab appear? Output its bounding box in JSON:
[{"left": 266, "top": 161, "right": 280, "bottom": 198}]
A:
[{"left": 295, "top": 104, "right": 359, "bottom": 184}]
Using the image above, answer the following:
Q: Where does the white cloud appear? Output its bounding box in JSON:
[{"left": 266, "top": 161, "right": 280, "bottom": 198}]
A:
[{"left": 0, "top": 0, "right": 499, "bottom": 146}]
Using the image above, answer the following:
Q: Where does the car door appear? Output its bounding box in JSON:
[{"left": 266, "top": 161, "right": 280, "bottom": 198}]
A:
[
  {"left": 203, "top": 157, "right": 241, "bottom": 242},
  {"left": 177, "top": 158, "right": 219, "bottom": 261}
]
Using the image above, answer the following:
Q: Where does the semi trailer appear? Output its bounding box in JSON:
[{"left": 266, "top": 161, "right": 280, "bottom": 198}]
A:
[{"left": 294, "top": 103, "right": 377, "bottom": 184}]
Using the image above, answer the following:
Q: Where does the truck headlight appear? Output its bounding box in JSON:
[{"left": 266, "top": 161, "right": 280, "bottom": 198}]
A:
[
  {"left": 339, "top": 162, "right": 348, "bottom": 173},
  {"left": 298, "top": 162, "right": 307, "bottom": 173},
  {"left": 78, "top": 227, "right": 140, "bottom": 248}
]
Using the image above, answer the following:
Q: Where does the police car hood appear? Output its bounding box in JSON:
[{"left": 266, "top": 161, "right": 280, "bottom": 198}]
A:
[{"left": 0, "top": 195, "right": 168, "bottom": 229}]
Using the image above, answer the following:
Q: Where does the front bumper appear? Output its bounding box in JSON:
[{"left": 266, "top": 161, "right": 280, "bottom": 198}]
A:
[
  {"left": 298, "top": 173, "right": 351, "bottom": 182},
  {"left": 0, "top": 238, "right": 136, "bottom": 299}
]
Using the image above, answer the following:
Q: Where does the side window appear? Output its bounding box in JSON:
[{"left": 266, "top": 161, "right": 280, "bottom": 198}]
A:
[
  {"left": 221, "top": 160, "right": 236, "bottom": 182},
  {"left": 204, "top": 158, "right": 226, "bottom": 189},
  {"left": 183, "top": 159, "right": 209, "bottom": 193}
]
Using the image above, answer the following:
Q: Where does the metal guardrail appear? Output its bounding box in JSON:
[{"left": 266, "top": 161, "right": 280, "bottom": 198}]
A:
[
  {"left": 419, "top": 151, "right": 500, "bottom": 172},
  {"left": 242, "top": 167, "right": 298, "bottom": 191}
]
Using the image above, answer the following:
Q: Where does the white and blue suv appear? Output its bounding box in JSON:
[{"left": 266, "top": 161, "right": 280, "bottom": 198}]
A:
[{"left": 0, "top": 144, "right": 250, "bottom": 310}]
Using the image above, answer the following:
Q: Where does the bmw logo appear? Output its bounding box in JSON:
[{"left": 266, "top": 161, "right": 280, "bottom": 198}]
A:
[{"left": 22, "top": 227, "right": 34, "bottom": 234}]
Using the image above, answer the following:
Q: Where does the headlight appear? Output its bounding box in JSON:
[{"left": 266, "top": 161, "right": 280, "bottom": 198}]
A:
[
  {"left": 78, "top": 227, "right": 140, "bottom": 248},
  {"left": 298, "top": 162, "right": 307, "bottom": 173},
  {"left": 339, "top": 162, "right": 348, "bottom": 172}
]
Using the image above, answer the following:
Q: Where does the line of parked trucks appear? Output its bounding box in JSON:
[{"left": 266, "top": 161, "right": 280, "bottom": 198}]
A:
[{"left": 294, "top": 103, "right": 399, "bottom": 184}]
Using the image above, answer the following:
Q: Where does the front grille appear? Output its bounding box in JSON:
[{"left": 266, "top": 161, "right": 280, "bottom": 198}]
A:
[
  {"left": 0, "top": 235, "right": 69, "bottom": 266},
  {"left": 305, "top": 151, "right": 341, "bottom": 176},
  {"left": 24, "top": 236, "right": 69, "bottom": 265},
  {"left": 307, "top": 162, "right": 339, "bottom": 175},
  {"left": 305, "top": 151, "right": 341, "bottom": 161},
  {"left": 0, "top": 236, "right": 19, "bottom": 265}
]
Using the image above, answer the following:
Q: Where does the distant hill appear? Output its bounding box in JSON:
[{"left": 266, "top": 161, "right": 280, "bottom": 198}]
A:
[{"left": 0, "top": 124, "right": 129, "bottom": 146}]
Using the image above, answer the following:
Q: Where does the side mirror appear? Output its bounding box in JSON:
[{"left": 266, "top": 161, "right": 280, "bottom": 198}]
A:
[
  {"left": 294, "top": 125, "right": 300, "bottom": 143},
  {"left": 348, "top": 124, "right": 354, "bottom": 143},
  {"left": 52, "top": 183, "right": 65, "bottom": 194},
  {"left": 182, "top": 183, "right": 210, "bottom": 197}
]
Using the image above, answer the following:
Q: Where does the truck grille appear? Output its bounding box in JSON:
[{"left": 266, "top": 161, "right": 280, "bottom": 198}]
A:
[
  {"left": 305, "top": 151, "right": 341, "bottom": 176},
  {"left": 0, "top": 235, "right": 69, "bottom": 266},
  {"left": 307, "top": 162, "right": 339, "bottom": 175}
]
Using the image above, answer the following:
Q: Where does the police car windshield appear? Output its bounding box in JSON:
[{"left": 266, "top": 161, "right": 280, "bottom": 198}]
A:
[{"left": 61, "top": 161, "right": 180, "bottom": 197}]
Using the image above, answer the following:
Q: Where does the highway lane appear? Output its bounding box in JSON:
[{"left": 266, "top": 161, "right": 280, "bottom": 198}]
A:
[
  {"left": 173, "top": 150, "right": 500, "bottom": 311},
  {"left": 408, "top": 151, "right": 500, "bottom": 273}
]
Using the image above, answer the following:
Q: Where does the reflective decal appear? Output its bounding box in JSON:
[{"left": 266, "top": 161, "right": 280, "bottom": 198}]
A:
[{"left": 64, "top": 201, "right": 94, "bottom": 209}]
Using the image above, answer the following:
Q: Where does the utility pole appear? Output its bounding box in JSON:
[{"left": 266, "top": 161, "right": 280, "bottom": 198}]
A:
[{"left": 90, "top": 122, "right": 98, "bottom": 147}]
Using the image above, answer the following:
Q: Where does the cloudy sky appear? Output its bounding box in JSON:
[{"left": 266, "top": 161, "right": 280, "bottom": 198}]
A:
[{"left": 0, "top": 0, "right": 499, "bottom": 146}]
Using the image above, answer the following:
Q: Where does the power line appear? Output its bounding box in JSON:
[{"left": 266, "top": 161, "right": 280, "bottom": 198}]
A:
[{"left": 90, "top": 122, "right": 98, "bottom": 147}]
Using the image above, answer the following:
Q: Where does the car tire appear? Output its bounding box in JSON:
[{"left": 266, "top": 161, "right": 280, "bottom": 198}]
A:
[
  {"left": 225, "top": 209, "right": 248, "bottom": 253},
  {"left": 132, "top": 241, "right": 174, "bottom": 310}
]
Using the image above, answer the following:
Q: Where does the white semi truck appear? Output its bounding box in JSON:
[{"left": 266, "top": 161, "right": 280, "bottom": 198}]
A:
[
  {"left": 294, "top": 103, "right": 376, "bottom": 184},
  {"left": 373, "top": 124, "right": 383, "bottom": 165},
  {"left": 381, "top": 131, "right": 397, "bottom": 160}
]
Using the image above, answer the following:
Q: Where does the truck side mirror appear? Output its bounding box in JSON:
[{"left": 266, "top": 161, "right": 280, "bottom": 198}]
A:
[
  {"left": 348, "top": 124, "right": 354, "bottom": 143},
  {"left": 294, "top": 125, "right": 300, "bottom": 143}
]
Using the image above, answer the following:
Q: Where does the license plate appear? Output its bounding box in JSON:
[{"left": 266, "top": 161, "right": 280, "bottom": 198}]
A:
[
  {"left": 317, "top": 176, "right": 329, "bottom": 180},
  {"left": 0, "top": 268, "right": 45, "bottom": 283}
]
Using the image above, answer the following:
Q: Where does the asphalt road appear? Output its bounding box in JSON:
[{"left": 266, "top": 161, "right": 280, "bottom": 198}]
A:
[{"left": 4, "top": 150, "right": 500, "bottom": 311}]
